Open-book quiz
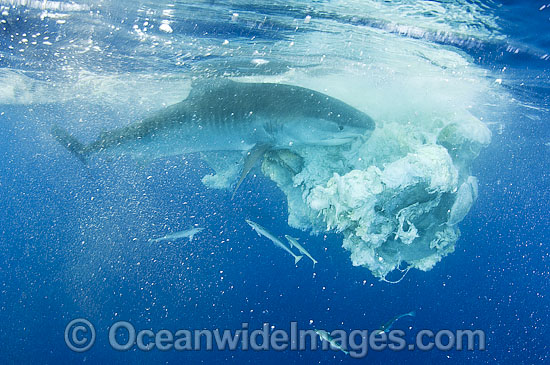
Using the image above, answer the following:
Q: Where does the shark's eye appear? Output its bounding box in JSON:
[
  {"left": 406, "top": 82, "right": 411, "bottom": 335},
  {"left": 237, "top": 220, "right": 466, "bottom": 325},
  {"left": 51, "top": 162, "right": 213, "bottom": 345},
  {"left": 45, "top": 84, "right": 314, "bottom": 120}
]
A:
[{"left": 338, "top": 125, "right": 344, "bottom": 131}]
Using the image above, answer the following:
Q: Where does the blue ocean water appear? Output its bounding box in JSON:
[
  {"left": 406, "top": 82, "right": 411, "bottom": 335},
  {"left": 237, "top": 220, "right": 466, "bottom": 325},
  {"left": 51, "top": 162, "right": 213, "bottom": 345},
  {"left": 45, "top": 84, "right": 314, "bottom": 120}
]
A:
[{"left": 0, "top": 1, "right": 549, "bottom": 364}]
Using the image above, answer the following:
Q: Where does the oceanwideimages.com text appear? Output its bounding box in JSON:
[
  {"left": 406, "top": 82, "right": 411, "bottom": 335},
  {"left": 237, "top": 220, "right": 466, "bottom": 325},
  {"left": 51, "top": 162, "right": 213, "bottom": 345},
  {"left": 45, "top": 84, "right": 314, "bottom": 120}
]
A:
[{"left": 65, "top": 319, "right": 486, "bottom": 358}]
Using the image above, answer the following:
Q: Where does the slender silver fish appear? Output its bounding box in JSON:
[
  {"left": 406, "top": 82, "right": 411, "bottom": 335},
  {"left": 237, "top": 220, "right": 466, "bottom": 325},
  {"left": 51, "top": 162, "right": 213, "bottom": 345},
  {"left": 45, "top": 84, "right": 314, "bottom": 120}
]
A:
[
  {"left": 375, "top": 311, "right": 416, "bottom": 335},
  {"left": 52, "top": 79, "right": 375, "bottom": 196},
  {"left": 148, "top": 227, "right": 204, "bottom": 243},
  {"left": 315, "top": 329, "right": 349, "bottom": 355},
  {"left": 284, "top": 235, "right": 318, "bottom": 267},
  {"left": 245, "top": 219, "right": 302, "bottom": 265}
]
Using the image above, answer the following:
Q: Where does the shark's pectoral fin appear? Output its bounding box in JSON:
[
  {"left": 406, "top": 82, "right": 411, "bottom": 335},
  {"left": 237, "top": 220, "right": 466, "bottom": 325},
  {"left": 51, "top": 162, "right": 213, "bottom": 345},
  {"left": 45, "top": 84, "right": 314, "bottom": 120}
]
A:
[
  {"left": 200, "top": 144, "right": 270, "bottom": 196},
  {"left": 200, "top": 151, "right": 244, "bottom": 189},
  {"left": 231, "top": 144, "right": 271, "bottom": 200}
]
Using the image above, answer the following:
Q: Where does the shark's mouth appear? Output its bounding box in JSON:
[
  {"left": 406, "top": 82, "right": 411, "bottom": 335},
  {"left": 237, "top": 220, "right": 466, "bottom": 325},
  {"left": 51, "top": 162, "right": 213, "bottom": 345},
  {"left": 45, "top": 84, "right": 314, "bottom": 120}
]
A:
[
  {"left": 312, "top": 138, "right": 356, "bottom": 146},
  {"left": 307, "top": 134, "right": 366, "bottom": 146}
]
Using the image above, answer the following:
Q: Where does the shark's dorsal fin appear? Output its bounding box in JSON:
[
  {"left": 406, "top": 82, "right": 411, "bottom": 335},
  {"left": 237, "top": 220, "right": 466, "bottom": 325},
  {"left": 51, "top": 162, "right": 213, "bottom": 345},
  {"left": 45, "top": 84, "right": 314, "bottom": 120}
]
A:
[
  {"left": 231, "top": 143, "right": 271, "bottom": 200},
  {"left": 188, "top": 78, "right": 236, "bottom": 100}
]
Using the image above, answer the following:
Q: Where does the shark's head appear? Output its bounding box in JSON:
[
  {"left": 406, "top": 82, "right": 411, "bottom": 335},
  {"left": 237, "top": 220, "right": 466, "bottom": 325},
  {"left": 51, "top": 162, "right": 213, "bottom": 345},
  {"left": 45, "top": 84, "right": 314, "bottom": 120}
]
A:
[
  {"left": 278, "top": 96, "right": 375, "bottom": 146},
  {"left": 314, "top": 329, "right": 330, "bottom": 341},
  {"left": 245, "top": 219, "right": 261, "bottom": 234},
  {"left": 279, "top": 118, "right": 367, "bottom": 146}
]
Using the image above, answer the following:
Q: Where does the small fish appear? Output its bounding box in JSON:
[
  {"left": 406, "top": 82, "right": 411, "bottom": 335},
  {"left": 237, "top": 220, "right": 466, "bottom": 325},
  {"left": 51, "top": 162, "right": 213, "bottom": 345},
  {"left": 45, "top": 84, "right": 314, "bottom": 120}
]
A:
[
  {"left": 245, "top": 219, "right": 302, "bottom": 265},
  {"left": 315, "top": 329, "right": 349, "bottom": 355},
  {"left": 375, "top": 311, "right": 416, "bottom": 335},
  {"left": 284, "top": 235, "right": 318, "bottom": 267},
  {"left": 149, "top": 227, "right": 204, "bottom": 243}
]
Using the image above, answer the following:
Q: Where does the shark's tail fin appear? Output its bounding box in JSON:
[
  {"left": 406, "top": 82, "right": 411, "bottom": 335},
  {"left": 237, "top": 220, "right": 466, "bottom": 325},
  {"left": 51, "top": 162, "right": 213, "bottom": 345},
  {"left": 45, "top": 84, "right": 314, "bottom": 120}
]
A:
[
  {"left": 294, "top": 255, "right": 303, "bottom": 265},
  {"left": 409, "top": 310, "right": 417, "bottom": 317},
  {"left": 51, "top": 125, "right": 88, "bottom": 164}
]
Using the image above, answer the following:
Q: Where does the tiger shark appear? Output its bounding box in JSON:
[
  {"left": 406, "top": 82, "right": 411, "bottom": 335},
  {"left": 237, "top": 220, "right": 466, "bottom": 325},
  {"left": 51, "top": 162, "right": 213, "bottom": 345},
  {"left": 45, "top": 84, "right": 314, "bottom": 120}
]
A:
[{"left": 52, "top": 79, "right": 375, "bottom": 196}]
